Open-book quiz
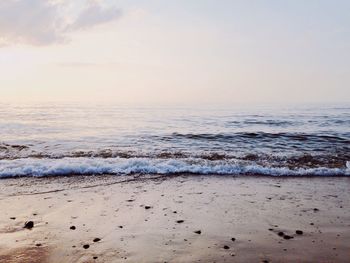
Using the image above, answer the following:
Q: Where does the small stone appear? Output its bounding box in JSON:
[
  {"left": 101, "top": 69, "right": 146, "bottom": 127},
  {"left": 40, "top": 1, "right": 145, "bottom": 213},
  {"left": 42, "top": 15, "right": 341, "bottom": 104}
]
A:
[
  {"left": 70, "top": 226, "right": 76, "bottom": 230},
  {"left": 278, "top": 232, "right": 284, "bottom": 237},
  {"left": 83, "top": 244, "right": 90, "bottom": 249},
  {"left": 176, "top": 220, "right": 184, "bottom": 224},
  {"left": 145, "top": 206, "right": 151, "bottom": 210},
  {"left": 283, "top": 235, "right": 293, "bottom": 240},
  {"left": 194, "top": 230, "right": 201, "bottom": 234},
  {"left": 223, "top": 245, "right": 230, "bottom": 249},
  {"left": 10, "top": 217, "right": 16, "bottom": 220},
  {"left": 93, "top": 238, "right": 101, "bottom": 242},
  {"left": 296, "top": 230, "right": 303, "bottom": 235},
  {"left": 24, "top": 221, "right": 34, "bottom": 229},
  {"left": 93, "top": 256, "right": 98, "bottom": 260},
  {"left": 231, "top": 238, "right": 236, "bottom": 242},
  {"left": 119, "top": 226, "right": 123, "bottom": 228},
  {"left": 35, "top": 243, "right": 42, "bottom": 247}
]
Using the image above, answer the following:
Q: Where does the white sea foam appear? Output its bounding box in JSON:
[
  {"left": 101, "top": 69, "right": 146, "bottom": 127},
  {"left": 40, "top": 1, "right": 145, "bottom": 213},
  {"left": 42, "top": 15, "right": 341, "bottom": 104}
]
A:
[{"left": 0, "top": 157, "right": 349, "bottom": 178}]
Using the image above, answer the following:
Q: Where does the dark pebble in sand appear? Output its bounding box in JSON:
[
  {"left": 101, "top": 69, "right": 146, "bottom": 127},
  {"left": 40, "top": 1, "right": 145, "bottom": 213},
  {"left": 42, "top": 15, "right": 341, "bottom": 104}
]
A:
[
  {"left": 176, "top": 220, "right": 184, "bottom": 224},
  {"left": 93, "top": 256, "right": 98, "bottom": 260},
  {"left": 296, "top": 230, "right": 303, "bottom": 235},
  {"left": 24, "top": 221, "right": 34, "bottom": 229},
  {"left": 223, "top": 245, "right": 230, "bottom": 250},
  {"left": 83, "top": 244, "right": 90, "bottom": 249},
  {"left": 268, "top": 228, "right": 273, "bottom": 231},
  {"left": 119, "top": 226, "right": 123, "bottom": 228},
  {"left": 93, "top": 238, "right": 101, "bottom": 242},
  {"left": 194, "top": 230, "right": 201, "bottom": 234},
  {"left": 278, "top": 232, "right": 284, "bottom": 237},
  {"left": 70, "top": 226, "right": 76, "bottom": 230},
  {"left": 10, "top": 217, "right": 16, "bottom": 220},
  {"left": 145, "top": 206, "right": 151, "bottom": 210},
  {"left": 231, "top": 238, "right": 236, "bottom": 242},
  {"left": 313, "top": 208, "right": 319, "bottom": 212},
  {"left": 35, "top": 243, "right": 42, "bottom": 247},
  {"left": 173, "top": 211, "right": 177, "bottom": 214},
  {"left": 283, "top": 235, "right": 293, "bottom": 240}
]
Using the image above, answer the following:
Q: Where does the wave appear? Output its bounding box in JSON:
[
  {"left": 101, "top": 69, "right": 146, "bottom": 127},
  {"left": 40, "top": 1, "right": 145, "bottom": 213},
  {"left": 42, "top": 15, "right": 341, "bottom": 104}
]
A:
[
  {"left": 0, "top": 157, "right": 349, "bottom": 178},
  {"left": 169, "top": 132, "right": 350, "bottom": 143}
]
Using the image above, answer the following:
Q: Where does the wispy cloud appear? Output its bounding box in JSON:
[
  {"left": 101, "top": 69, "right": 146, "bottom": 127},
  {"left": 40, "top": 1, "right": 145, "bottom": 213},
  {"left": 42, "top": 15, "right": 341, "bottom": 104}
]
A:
[
  {"left": 0, "top": 0, "right": 122, "bottom": 46},
  {"left": 68, "top": 1, "right": 122, "bottom": 31}
]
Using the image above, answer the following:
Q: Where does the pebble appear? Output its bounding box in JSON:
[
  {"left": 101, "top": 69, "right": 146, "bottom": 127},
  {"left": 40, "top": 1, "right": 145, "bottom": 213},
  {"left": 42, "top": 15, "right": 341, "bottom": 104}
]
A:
[{"left": 24, "top": 221, "right": 34, "bottom": 229}]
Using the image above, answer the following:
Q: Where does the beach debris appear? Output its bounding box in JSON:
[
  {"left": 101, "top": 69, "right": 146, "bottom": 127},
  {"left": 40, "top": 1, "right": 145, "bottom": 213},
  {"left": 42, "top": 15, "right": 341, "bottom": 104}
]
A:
[
  {"left": 10, "top": 217, "right": 16, "bottom": 220},
  {"left": 295, "top": 230, "right": 303, "bottom": 235},
  {"left": 70, "top": 226, "right": 76, "bottom": 230},
  {"left": 276, "top": 231, "right": 294, "bottom": 240},
  {"left": 223, "top": 245, "right": 230, "bottom": 249},
  {"left": 145, "top": 206, "right": 152, "bottom": 210},
  {"left": 83, "top": 244, "right": 90, "bottom": 249},
  {"left": 93, "top": 238, "right": 101, "bottom": 242},
  {"left": 35, "top": 243, "right": 42, "bottom": 247},
  {"left": 24, "top": 221, "right": 34, "bottom": 229},
  {"left": 176, "top": 220, "right": 184, "bottom": 224},
  {"left": 231, "top": 237, "right": 236, "bottom": 242},
  {"left": 194, "top": 230, "right": 201, "bottom": 234},
  {"left": 93, "top": 256, "right": 98, "bottom": 260}
]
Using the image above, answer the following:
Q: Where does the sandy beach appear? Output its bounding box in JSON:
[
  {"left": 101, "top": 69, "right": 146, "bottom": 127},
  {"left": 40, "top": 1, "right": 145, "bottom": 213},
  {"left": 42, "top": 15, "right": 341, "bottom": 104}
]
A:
[{"left": 0, "top": 175, "right": 349, "bottom": 263}]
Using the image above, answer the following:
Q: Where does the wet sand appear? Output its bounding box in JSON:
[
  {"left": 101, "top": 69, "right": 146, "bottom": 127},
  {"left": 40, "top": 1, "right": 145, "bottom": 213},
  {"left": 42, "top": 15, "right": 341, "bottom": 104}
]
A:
[{"left": 0, "top": 175, "right": 349, "bottom": 263}]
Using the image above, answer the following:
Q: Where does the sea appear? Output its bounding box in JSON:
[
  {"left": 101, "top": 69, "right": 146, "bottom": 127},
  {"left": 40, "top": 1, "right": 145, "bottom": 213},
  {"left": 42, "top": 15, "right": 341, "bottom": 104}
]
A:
[{"left": 0, "top": 103, "right": 349, "bottom": 178}]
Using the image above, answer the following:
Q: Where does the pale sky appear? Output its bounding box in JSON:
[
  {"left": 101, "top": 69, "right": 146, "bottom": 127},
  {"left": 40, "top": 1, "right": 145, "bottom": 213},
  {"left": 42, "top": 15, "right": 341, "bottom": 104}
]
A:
[{"left": 0, "top": 0, "right": 349, "bottom": 106}]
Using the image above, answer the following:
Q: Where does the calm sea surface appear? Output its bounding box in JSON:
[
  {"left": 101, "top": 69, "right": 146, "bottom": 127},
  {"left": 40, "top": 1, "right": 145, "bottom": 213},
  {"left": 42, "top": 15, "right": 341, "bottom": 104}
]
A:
[{"left": 0, "top": 103, "right": 349, "bottom": 177}]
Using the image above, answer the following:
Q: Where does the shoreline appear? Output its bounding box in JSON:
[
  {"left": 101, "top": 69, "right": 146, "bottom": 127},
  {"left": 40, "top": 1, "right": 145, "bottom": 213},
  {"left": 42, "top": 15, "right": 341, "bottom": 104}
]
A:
[{"left": 0, "top": 175, "right": 349, "bottom": 262}]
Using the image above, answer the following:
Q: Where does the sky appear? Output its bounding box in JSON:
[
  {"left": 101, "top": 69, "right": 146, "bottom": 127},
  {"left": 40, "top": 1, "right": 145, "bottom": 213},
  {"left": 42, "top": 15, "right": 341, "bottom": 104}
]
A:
[{"left": 0, "top": 0, "right": 349, "bottom": 106}]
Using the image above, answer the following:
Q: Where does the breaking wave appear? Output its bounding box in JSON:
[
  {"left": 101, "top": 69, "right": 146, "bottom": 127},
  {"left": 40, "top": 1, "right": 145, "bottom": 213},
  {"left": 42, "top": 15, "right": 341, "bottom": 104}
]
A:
[{"left": 0, "top": 157, "right": 349, "bottom": 178}]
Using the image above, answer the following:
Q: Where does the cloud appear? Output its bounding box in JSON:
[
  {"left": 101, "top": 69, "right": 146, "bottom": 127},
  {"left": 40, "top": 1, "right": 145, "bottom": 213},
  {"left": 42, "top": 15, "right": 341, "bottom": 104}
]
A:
[
  {"left": 68, "top": 1, "right": 122, "bottom": 30},
  {"left": 0, "top": 0, "right": 122, "bottom": 46}
]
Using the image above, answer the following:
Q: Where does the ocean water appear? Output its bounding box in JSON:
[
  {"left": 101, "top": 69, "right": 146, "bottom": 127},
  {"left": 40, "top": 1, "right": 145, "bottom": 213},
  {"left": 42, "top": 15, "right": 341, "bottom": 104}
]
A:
[{"left": 0, "top": 103, "right": 349, "bottom": 177}]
